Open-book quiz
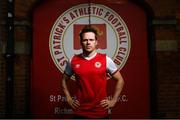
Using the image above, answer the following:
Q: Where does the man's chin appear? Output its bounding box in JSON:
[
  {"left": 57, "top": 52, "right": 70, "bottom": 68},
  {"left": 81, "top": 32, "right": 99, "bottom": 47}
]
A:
[
  {"left": 84, "top": 50, "right": 93, "bottom": 53},
  {"left": 85, "top": 49, "right": 92, "bottom": 52}
]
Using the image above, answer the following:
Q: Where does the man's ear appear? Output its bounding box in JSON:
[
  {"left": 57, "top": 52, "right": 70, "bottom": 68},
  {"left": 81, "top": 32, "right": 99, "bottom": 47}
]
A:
[{"left": 96, "top": 40, "right": 99, "bottom": 48}]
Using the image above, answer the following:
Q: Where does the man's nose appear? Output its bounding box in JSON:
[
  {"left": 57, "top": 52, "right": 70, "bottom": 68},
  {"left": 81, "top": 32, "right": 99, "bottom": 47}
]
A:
[{"left": 87, "top": 40, "right": 91, "bottom": 44}]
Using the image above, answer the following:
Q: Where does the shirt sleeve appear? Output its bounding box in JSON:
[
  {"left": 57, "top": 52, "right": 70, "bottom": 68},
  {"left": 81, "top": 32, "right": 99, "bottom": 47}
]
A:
[
  {"left": 64, "top": 59, "right": 73, "bottom": 76},
  {"left": 106, "top": 56, "right": 118, "bottom": 75}
]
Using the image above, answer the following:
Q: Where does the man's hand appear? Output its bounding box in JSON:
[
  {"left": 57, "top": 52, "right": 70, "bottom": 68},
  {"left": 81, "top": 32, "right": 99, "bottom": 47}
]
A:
[
  {"left": 67, "top": 96, "right": 80, "bottom": 109},
  {"left": 100, "top": 99, "right": 117, "bottom": 109}
]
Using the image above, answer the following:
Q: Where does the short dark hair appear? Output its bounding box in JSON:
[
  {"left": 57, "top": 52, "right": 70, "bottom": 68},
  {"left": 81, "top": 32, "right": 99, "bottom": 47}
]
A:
[{"left": 79, "top": 25, "right": 98, "bottom": 40}]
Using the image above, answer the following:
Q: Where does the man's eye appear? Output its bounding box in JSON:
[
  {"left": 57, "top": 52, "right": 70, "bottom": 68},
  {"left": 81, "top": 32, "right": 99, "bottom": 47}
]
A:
[
  {"left": 89, "top": 39, "right": 95, "bottom": 41},
  {"left": 82, "top": 39, "right": 95, "bottom": 42},
  {"left": 82, "top": 39, "right": 88, "bottom": 42}
]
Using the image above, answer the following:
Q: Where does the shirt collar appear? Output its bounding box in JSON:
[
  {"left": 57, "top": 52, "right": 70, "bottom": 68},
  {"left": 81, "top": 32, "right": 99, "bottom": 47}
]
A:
[{"left": 82, "top": 52, "right": 97, "bottom": 60}]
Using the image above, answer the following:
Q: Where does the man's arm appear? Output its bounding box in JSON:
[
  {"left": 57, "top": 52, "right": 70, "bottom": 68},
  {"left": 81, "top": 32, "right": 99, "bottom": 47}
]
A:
[
  {"left": 111, "top": 71, "right": 124, "bottom": 103},
  {"left": 62, "top": 73, "right": 80, "bottom": 109},
  {"left": 100, "top": 71, "right": 124, "bottom": 109}
]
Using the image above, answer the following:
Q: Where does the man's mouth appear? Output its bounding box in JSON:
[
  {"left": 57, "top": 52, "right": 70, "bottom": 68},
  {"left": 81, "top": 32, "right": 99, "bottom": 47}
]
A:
[{"left": 86, "top": 46, "right": 91, "bottom": 48}]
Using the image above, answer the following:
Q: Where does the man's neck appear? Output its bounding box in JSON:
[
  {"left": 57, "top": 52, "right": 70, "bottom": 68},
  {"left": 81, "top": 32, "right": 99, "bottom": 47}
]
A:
[{"left": 82, "top": 50, "right": 97, "bottom": 58}]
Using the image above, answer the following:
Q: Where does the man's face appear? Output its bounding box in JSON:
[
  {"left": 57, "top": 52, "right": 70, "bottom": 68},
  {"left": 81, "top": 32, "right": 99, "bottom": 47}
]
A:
[{"left": 81, "top": 32, "right": 97, "bottom": 53}]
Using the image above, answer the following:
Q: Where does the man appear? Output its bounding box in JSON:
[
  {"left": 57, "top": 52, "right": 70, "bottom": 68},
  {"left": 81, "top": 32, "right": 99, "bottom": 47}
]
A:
[{"left": 62, "top": 25, "right": 124, "bottom": 119}]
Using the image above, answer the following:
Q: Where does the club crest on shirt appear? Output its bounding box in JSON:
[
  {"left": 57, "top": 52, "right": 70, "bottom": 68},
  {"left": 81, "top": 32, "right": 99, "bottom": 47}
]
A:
[
  {"left": 95, "top": 62, "right": 101, "bottom": 68},
  {"left": 75, "top": 64, "right": 80, "bottom": 68}
]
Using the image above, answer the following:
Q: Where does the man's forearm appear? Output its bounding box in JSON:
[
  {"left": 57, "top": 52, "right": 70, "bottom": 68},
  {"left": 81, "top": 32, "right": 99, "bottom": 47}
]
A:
[
  {"left": 112, "top": 72, "right": 124, "bottom": 102},
  {"left": 62, "top": 74, "right": 71, "bottom": 99},
  {"left": 112, "top": 78, "right": 124, "bottom": 101}
]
